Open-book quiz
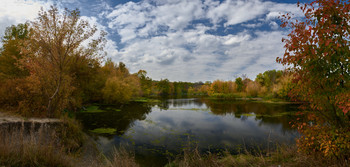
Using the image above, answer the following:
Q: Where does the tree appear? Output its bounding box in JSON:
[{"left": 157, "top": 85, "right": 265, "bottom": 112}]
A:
[
  {"left": 278, "top": 0, "right": 350, "bottom": 158},
  {"left": 157, "top": 79, "right": 171, "bottom": 96},
  {"left": 102, "top": 75, "right": 140, "bottom": 103},
  {"left": 0, "top": 24, "right": 29, "bottom": 79},
  {"left": 0, "top": 24, "right": 31, "bottom": 107},
  {"left": 137, "top": 70, "right": 152, "bottom": 96},
  {"left": 235, "top": 77, "right": 244, "bottom": 92},
  {"left": 100, "top": 60, "right": 141, "bottom": 104},
  {"left": 255, "top": 70, "right": 283, "bottom": 89},
  {"left": 21, "top": 6, "right": 105, "bottom": 117}
]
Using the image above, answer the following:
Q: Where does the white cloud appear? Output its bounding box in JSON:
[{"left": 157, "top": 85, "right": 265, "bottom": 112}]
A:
[
  {"left": 0, "top": 0, "right": 52, "bottom": 39},
  {"left": 207, "top": 0, "right": 269, "bottom": 27},
  {"left": 104, "top": 0, "right": 302, "bottom": 81}
]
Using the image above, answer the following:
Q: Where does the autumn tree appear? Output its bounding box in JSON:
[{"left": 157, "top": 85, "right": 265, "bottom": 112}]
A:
[
  {"left": 278, "top": 0, "right": 350, "bottom": 158},
  {"left": 101, "top": 60, "right": 141, "bottom": 103},
  {"left": 0, "top": 24, "right": 31, "bottom": 107},
  {"left": 246, "top": 81, "right": 260, "bottom": 97},
  {"left": 20, "top": 6, "right": 105, "bottom": 117}
]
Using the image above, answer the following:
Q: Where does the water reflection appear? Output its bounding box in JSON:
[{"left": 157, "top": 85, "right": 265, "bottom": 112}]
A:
[
  {"left": 76, "top": 102, "right": 152, "bottom": 137},
  {"left": 76, "top": 98, "right": 300, "bottom": 167}
]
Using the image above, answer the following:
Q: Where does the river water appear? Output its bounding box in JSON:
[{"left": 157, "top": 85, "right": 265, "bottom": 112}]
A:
[{"left": 76, "top": 98, "right": 300, "bottom": 166}]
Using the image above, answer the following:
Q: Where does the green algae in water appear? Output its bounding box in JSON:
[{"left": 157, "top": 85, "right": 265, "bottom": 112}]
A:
[
  {"left": 239, "top": 112, "right": 296, "bottom": 117},
  {"left": 103, "top": 107, "right": 121, "bottom": 112},
  {"left": 82, "top": 106, "right": 105, "bottom": 113},
  {"left": 82, "top": 106, "right": 121, "bottom": 113},
  {"left": 89, "top": 128, "right": 116, "bottom": 134},
  {"left": 133, "top": 98, "right": 161, "bottom": 103},
  {"left": 242, "top": 113, "right": 255, "bottom": 117}
]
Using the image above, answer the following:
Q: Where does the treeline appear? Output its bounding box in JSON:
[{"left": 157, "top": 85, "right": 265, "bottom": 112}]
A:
[
  {"left": 203, "top": 70, "right": 294, "bottom": 99},
  {"left": 139, "top": 69, "right": 295, "bottom": 100},
  {"left": 136, "top": 69, "right": 295, "bottom": 100}
]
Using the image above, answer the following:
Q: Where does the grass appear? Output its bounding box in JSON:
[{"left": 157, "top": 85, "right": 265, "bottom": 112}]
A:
[
  {"left": 0, "top": 117, "right": 140, "bottom": 167},
  {"left": 106, "top": 147, "right": 139, "bottom": 167},
  {"left": 166, "top": 143, "right": 350, "bottom": 167},
  {"left": 166, "top": 145, "right": 349, "bottom": 167},
  {"left": 0, "top": 126, "right": 75, "bottom": 167}
]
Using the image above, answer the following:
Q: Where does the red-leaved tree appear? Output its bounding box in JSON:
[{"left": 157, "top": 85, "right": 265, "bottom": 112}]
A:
[{"left": 278, "top": 0, "right": 350, "bottom": 158}]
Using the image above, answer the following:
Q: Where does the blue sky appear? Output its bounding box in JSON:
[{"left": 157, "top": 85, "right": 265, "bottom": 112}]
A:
[{"left": 1, "top": 0, "right": 308, "bottom": 82}]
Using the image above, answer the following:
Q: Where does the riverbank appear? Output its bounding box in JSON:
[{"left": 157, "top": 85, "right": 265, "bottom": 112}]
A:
[{"left": 166, "top": 145, "right": 349, "bottom": 167}]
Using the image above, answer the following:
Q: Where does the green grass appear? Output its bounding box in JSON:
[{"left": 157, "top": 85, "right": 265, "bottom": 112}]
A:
[{"left": 89, "top": 128, "right": 117, "bottom": 135}]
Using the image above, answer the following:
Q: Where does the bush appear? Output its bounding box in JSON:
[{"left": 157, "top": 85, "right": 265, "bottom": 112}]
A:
[{"left": 296, "top": 123, "right": 350, "bottom": 159}]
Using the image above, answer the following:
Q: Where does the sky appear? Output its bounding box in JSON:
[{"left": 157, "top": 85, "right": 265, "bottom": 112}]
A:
[{"left": 0, "top": 0, "right": 308, "bottom": 82}]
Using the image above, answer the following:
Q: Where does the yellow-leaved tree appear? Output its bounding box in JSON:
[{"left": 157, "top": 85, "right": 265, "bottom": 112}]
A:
[{"left": 19, "top": 6, "right": 105, "bottom": 117}]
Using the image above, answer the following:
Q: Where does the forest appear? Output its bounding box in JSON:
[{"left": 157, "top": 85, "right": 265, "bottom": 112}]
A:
[{"left": 0, "top": 0, "right": 349, "bottom": 167}]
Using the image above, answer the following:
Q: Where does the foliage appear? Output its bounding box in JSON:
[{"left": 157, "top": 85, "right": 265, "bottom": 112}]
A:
[
  {"left": 102, "top": 76, "right": 140, "bottom": 103},
  {"left": 137, "top": 70, "right": 153, "bottom": 96},
  {"left": 246, "top": 81, "right": 260, "bottom": 97},
  {"left": 272, "top": 72, "right": 295, "bottom": 100},
  {"left": 101, "top": 60, "right": 141, "bottom": 104},
  {"left": 278, "top": 0, "right": 350, "bottom": 159},
  {"left": 235, "top": 77, "right": 244, "bottom": 92},
  {"left": 0, "top": 6, "right": 106, "bottom": 117},
  {"left": 0, "top": 24, "right": 29, "bottom": 79},
  {"left": 255, "top": 70, "right": 283, "bottom": 90},
  {"left": 209, "top": 80, "right": 236, "bottom": 95},
  {"left": 157, "top": 79, "right": 172, "bottom": 96},
  {"left": 295, "top": 121, "right": 350, "bottom": 158}
]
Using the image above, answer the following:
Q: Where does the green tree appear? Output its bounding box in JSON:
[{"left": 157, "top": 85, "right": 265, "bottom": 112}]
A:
[
  {"left": 137, "top": 70, "right": 152, "bottom": 96},
  {"left": 235, "top": 77, "right": 244, "bottom": 92},
  {"left": 157, "top": 79, "right": 171, "bottom": 96},
  {"left": 255, "top": 70, "right": 283, "bottom": 89},
  {"left": 0, "top": 24, "right": 29, "bottom": 79}
]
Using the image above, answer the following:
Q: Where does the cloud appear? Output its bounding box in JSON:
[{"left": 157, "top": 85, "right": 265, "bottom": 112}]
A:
[
  {"left": 0, "top": 0, "right": 52, "bottom": 39},
  {"left": 105, "top": 0, "right": 302, "bottom": 81}
]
